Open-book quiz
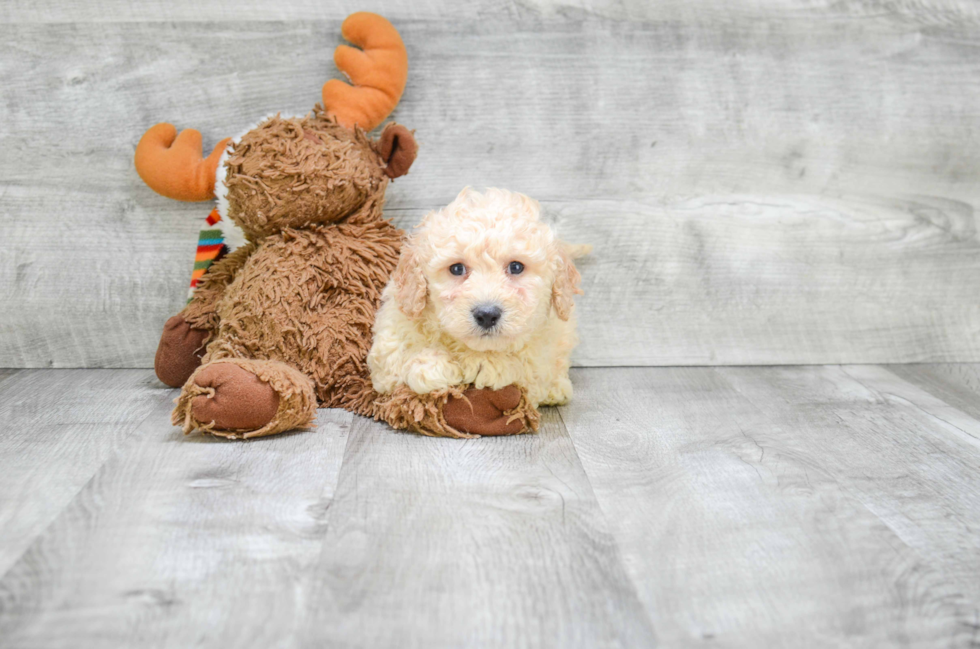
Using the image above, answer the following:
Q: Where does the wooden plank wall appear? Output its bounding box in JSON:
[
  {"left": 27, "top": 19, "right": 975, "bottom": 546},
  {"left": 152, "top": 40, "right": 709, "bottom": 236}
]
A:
[{"left": 2, "top": 0, "right": 980, "bottom": 368}]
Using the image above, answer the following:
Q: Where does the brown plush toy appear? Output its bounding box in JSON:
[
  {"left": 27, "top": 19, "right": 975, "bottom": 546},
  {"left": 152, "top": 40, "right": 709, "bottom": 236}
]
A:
[{"left": 139, "top": 13, "right": 532, "bottom": 439}]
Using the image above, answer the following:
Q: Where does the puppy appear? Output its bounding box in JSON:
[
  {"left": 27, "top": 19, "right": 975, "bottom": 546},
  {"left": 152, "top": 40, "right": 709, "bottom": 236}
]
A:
[{"left": 368, "top": 187, "right": 586, "bottom": 437}]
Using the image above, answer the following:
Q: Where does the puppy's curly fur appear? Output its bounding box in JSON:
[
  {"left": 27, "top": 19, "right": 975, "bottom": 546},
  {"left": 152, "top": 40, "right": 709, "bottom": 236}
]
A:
[{"left": 368, "top": 188, "right": 584, "bottom": 435}]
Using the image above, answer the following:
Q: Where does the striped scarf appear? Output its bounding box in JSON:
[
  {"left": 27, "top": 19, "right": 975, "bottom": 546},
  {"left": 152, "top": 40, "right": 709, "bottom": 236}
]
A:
[{"left": 187, "top": 208, "right": 230, "bottom": 301}]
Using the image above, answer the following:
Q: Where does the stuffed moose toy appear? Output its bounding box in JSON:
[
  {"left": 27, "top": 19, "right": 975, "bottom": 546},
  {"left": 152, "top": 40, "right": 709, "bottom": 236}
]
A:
[{"left": 137, "top": 12, "right": 539, "bottom": 439}]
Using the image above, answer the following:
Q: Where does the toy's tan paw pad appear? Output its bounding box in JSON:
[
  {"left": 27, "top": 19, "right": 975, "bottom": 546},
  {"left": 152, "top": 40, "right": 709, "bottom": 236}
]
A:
[
  {"left": 190, "top": 364, "right": 280, "bottom": 431},
  {"left": 444, "top": 385, "right": 525, "bottom": 437},
  {"left": 155, "top": 315, "right": 209, "bottom": 388}
]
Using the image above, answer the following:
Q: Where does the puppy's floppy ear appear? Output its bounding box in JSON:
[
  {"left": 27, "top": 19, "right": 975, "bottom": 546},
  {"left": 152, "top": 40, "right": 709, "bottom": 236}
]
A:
[
  {"left": 551, "top": 246, "right": 583, "bottom": 321},
  {"left": 392, "top": 244, "right": 427, "bottom": 318},
  {"left": 378, "top": 123, "right": 417, "bottom": 179}
]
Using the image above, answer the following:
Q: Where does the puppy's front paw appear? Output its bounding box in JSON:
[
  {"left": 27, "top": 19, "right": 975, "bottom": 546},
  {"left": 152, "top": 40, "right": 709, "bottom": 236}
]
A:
[
  {"left": 540, "top": 376, "right": 573, "bottom": 406},
  {"left": 406, "top": 351, "right": 462, "bottom": 394},
  {"left": 443, "top": 385, "right": 528, "bottom": 437}
]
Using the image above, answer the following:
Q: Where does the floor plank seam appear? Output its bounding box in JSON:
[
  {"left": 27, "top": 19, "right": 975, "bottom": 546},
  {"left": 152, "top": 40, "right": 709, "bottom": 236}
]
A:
[
  {"left": 0, "top": 388, "right": 174, "bottom": 584},
  {"left": 552, "top": 403, "right": 661, "bottom": 642},
  {"left": 843, "top": 367, "right": 980, "bottom": 449}
]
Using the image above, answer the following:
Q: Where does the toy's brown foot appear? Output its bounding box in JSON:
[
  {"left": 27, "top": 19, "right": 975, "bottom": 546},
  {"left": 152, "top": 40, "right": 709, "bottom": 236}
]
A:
[
  {"left": 190, "top": 363, "right": 280, "bottom": 431},
  {"left": 173, "top": 358, "right": 317, "bottom": 439},
  {"left": 443, "top": 385, "right": 526, "bottom": 437},
  {"left": 154, "top": 315, "right": 209, "bottom": 388}
]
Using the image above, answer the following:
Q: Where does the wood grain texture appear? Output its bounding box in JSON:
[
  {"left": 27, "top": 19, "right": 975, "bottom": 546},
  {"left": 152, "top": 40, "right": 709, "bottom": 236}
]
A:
[
  {"left": 542, "top": 197, "right": 980, "bottom": 365},
  {"left": 6, "top": 0, "right": 980, "bottom": 24},
  {"left": 3, "top": 1, "right": 980, "bottom": 367},
  {"left": 843, "top": 364, "right": 980, "bottom": 447},
  {"left": 886, "top": 363, "right": 980, "bottom": 423},
  {"left": 0, "top": 370, "right": 162, "bottom": 576},
  {"left": 562, "top": 365, "right": 980, "bottom": 648},
  {"left": 301, "top": 412, "right": 656, "bottom": 648},
  {"left": 0, "top": 394, "right": 353, "bottom": 647},
  {"left": 3, "top": 366, "right": 980, "bottom": 646},
  {"left": 718, "top": 365, "right": 980, "bottom": 645},
  {"left": 0, "top": 370, "right": 655, "bottom": 648}
]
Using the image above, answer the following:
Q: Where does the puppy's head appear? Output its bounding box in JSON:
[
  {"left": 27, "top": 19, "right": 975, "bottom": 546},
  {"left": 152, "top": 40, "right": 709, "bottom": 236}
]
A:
[{"left": 392, "top": 188, "right": 582, "bottom": 352}]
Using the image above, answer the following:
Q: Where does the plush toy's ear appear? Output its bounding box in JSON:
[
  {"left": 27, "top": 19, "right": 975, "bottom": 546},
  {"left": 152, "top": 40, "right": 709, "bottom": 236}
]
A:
[
  {"left": 392, "top": 245, "right": 427, "bottom": 318},
  {"left": 551, "top": 246, "right": 584, "bottom": 321},
  {"left": 379, "top": 123, "right": 417, "bottom": 179}
]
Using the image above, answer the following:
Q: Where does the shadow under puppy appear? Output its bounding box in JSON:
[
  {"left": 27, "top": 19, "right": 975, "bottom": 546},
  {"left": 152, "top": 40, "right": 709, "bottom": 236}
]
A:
[{"left": 369, "top": 188, "right": 587, "bottom": 438}]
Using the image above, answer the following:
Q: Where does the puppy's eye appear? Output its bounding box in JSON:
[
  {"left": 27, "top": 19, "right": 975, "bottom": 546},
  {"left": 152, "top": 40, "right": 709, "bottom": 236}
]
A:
[
  {"left": 449, "top": 263, "right": 466, "bottom": 276},
  {"left": 508, "top": 261, "right": 525, "bottom": 275}
]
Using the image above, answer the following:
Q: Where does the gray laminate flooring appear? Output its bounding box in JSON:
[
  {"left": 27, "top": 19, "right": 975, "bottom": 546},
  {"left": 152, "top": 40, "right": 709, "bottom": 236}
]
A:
[{"left": 1, "top": 365, "right": 979, "bottom": 648}]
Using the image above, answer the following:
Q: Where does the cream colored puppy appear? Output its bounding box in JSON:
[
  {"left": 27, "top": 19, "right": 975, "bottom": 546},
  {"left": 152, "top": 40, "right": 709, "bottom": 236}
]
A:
[{"left": 368, "top": 188, "right": 585, "bottom": 433}]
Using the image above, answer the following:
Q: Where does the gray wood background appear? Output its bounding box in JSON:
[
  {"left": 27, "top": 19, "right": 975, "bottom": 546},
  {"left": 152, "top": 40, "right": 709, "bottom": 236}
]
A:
[{"left": 3, "top": 0, "right": 980, "bottom": 368}]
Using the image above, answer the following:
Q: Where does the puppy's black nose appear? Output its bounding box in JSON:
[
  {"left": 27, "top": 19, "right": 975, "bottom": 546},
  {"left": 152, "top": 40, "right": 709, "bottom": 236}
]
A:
[{"left": 472, "top": 304, "right": 502, "bottom": 330}]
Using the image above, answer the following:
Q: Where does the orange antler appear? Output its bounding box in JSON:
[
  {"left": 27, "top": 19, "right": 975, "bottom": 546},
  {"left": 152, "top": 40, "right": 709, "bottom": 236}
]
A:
[
  {"left": 134, "top": 123, "right": 230, "bottom": 202},
  {"left": 323, "top": 12, "right": 408, "bottom": 131}
]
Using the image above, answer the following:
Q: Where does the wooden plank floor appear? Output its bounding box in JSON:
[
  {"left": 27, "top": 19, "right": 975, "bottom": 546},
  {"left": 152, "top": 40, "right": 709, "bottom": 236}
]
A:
[{"left": 1, "top": 365, "right": 979, "bottom": 648}]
